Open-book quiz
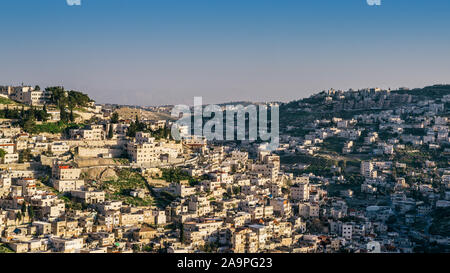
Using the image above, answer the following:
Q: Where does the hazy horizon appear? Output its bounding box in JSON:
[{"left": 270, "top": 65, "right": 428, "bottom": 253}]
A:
[
  {"left": 2, "top": 0, "right": 450, "bottom": 106},
  {"left": 1, "top": 83, "right": 446, "bottom": 108}
]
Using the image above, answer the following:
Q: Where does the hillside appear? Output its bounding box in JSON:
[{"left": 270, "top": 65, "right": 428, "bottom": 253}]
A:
[{"left": 280, "top": 85, "right": 450, "bottom": 137}]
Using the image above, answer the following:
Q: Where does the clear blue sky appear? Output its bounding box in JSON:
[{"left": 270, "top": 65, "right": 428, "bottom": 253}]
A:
[{"left": 1, "top": 0, "right": 450, "bottom": 106}]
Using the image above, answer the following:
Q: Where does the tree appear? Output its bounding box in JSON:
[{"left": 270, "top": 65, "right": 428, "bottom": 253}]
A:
[
  {"left": 127, "top": 122, "right": 137, "bottom": 137},
  {"left": 69, "top": 109, "right": 75, "bottom": 122},
  {"left": 143, "top": 244, "right": 153, "bottom": 252},
  {"left": 19, "top": 149, "right": 32, "bottom": 163},
  {"left": 0, "top": 149, "right": 6, "bottom": 161},
  {"left": 47, "top": 86, "right": 66, "bottom": 105},
  {"left": 107, "top": 125, "right": 114, "bottom": 139},
  {"left": 21, "top": 203, "right": 27, "bottom": 215},
  {"left": 23, "top": 116, "right": 36, "bottom": 133},
  {"left": 111, "top": 112, "right": 119, "bottom": 124},
  {"left": 27, "top": 205, "right": 35, "bottom": 220},
  {"left": 132, "top": 244, "right": 141, "bottom": 253},
  {"left": 161, "top": 168, "right": 192, "bottom": 183},
  {"left": 308, "top": 218, "right": 324, "bottom": 233},
  {"left": 60, "top": 106, "right": 69, "bottom": 122},
  {"left": 338, "top": 160, "right": 347, "bottom": 172},
  {"left": 179, "top": 223, "right": 185, "bottom": 243},
  {"left": 67, "top": 90, "right": 92, "bottom": 108},
  {"left": 16, "top": 212, "right": 22, "bottom": 222},
  {"left": 35, "top": 108, "right": 50, "bottom": 122},
  {"left": 47, "top": 87, "right": 93, "bottom": 115}
]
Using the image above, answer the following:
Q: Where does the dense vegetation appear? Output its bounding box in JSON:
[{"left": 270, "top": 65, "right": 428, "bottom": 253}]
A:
[
  {"left": 320, "top": 137, "right": 347, "bottom": 154},
  {"left": 34, "top": 121, "right": 85, "bottom": 135},
  {"left": 101, "top": 169, "right": 153, "bottom": 206},
  {"left": 279, "top": 85, "right": 450, "bottom": 137},
  {"left": 45, "top": 86, "right": 93, "bottom": 124},
  {"left": 0, "top": 244, "right": 13, "bottom": 253},
  {"left": 47, "top": 86, "right": 92, "bottom": 108},
  {"left": 161, "top": 167, "right": 194, "bottom": 183},
  {"left": 126, "top": 116, "right": 146, "bottom": 137},
  {"left": 395, "top": 85, "right": 450, "bottom": 100},
  {"left": 0, "top": 97, "right": 21, "bottom": 105},
  {"left": 0, "top": 106, "right": 48, "bottom": 121},
  {"left": 127, "top": 115, "right": 171, "bottom": 140},
  {"left": 0, "top": 105, "right": 84, "bottom": 135},
  {"left": 0, "top": 106, "right": 50, "bottom": 133},
  {"left": 429, "top": 208, "right": 450, "bottom": 237},
  {"left": 2, "top": 86, "right": 93, "bottom": 134}
]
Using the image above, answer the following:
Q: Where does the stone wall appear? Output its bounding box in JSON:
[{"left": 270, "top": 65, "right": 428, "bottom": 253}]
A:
[{"left": 77, "top": 147, "right": 124, "bottom": 158}]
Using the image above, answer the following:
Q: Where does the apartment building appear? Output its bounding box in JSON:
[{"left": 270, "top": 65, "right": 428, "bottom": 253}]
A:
[
  {"left": 291, "top": 182, "right": 310, "bottom": 201},
  {"left": 71, "top": 190, "right": 105, "bottom": 204},
  {"left": 232, "top": 228, "right": 258, "bottom": 253},
  {"left": 69, "top": 125, "right": 104, "bottom": 140},
  {"left": 9, "top": 86, "right": 51, "bottom": 105},
  {"left": 361, "top": 161, "right": 377, "bottom": 179},
  {"left": 52, "top": 164, "right": 81, "bottom": 180}
]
